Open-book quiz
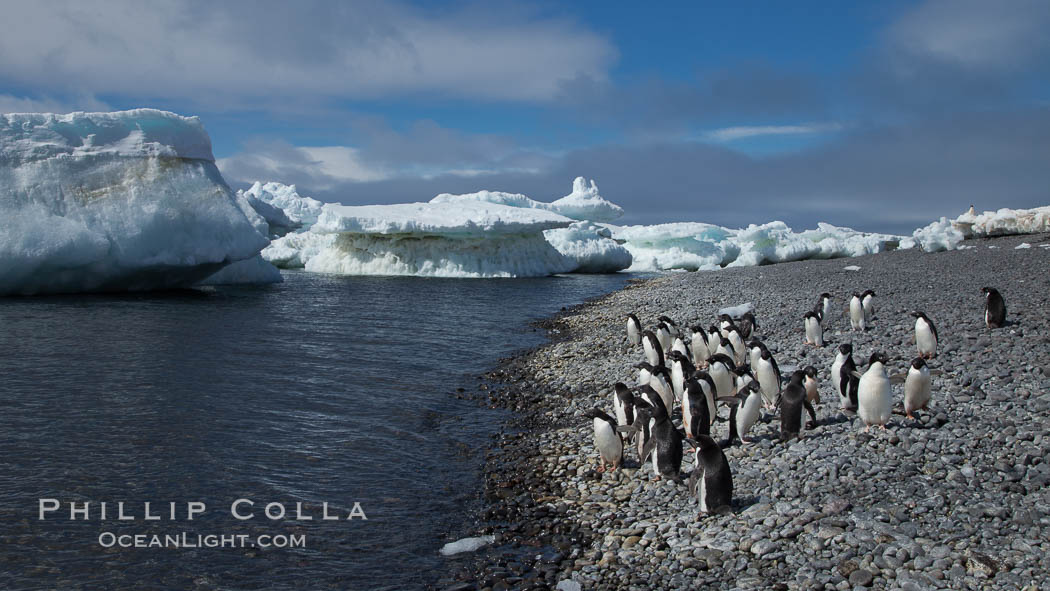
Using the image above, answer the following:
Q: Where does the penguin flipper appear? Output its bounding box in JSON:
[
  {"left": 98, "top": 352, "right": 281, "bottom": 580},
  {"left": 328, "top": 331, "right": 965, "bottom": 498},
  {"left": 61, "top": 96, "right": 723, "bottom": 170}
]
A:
[
  {"left": 889, "top": 373, "right": 908, "bottom": 384},
  {"left": 929, "top": 369, "right": 944, "bottom": 376},
  {"left": 640, "top": 437, "right": 657, "bottom": 463},
  {"left": 617, "top": 425, "right": 640, "bottom": 434},
  {"left": 717, "top": 396, "right": 741, "bottom": 407}
]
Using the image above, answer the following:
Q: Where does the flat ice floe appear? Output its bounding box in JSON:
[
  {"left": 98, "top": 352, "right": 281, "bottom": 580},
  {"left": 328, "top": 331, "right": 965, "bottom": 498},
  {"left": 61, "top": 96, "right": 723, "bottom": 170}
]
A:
[
  {"left": 606, "top": 221, "right": 903, "bottom": 272},
  {"left": 0, "top": 109, "right": 271, "bottom": 295}
]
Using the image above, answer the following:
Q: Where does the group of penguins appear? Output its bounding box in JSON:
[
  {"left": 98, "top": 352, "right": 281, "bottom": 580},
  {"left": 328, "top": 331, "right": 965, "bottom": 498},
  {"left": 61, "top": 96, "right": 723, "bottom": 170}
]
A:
[{"left": 584, "top": 286, "right": 1009, "bottom": 514}]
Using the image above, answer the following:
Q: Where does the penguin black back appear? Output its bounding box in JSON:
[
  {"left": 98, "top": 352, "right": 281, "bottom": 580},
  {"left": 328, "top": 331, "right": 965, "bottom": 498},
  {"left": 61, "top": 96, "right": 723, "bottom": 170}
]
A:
[
  {"left": 779, "top": 370, "right": 816, "bottom": 442},
  {"left": 982, "top": 287, "right": 1006, "bottom": 328}
]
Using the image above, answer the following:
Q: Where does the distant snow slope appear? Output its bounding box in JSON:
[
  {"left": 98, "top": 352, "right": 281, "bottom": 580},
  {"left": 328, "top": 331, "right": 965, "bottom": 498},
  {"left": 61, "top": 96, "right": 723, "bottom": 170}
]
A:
[{"left": 0, "top": 109, "right": 275, "bottom": 295}]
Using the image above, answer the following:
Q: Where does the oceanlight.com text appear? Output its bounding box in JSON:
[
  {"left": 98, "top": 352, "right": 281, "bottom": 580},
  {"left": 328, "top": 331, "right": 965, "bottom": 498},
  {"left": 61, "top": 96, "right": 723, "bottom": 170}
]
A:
[{"left": 97, "top": 532, "right": 306, "bottom": 549}]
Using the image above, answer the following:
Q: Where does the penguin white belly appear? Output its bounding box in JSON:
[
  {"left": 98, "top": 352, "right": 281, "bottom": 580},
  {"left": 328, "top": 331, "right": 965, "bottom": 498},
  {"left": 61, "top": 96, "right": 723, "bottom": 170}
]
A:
[
  {"left": 831, "top": 357, "right": 845, "bottom": 399},
  {"left": 857, "top": 372, "right": 891, "bottom": 427},
  {"left": 738, "top": 393, "right": 762, "bottom": 438},
  {"left": 657, "top": 329, "right": 671, "bottom": 352},
  {"left": 728, "top": 333, "right": 746, "bottom": 365},
  {"left": 691, "top": 334, "right": 709, "bottom": 365},
  {"left": 822, "top": 301, "right": 832, "bottom": 323},
  {"left": 707, "top": 335, "right": 720, "bottom": 357},
  {"left": 904, "top": 368, "right": 931, "bottom": 414},
  {"left": 701, "top": 383, "right": 716, "bottom": 426},
  {"left": 916, "top": 321, "right": 937, "bottom": 357},
  {"left": 671, "top": 363, "right": 685, "bottom": 400},
  {"left": 593, "top": 419, "right": 622, "bottom": 465},
  {"left": 850, "top": 300, "right": 865, "bottom": 331},
  {"left": 627, "top": 323, "right": 640, "bottom": 346},
  {"left": 804, "top": 376, "right": 819, "bottom": 403},
  {"left": 697, "top": 466, "right": 708, "bottom": 512},
  {"left": 805, "top": 318, "right": 823, "bottom": 346},
  {"left": 710, "top": 365, "right": 734, "bottom": 398},
  {"left": 682, "top": 392, "right": 692, "bottom": 434},
  {"left": 613, "top": 395, "right": 628, "bottom": 426},
  {"left": 643, "top": 339, "right": 660, "bottom": 366},
  {"left": 862, "top": 296, "right": 874, "bottom": 322},
  {"left": 756, "top": 363, "right": 779, "bottom": 407},
  {"left": 653, "top": 379, "right": 674, "bottom": 415},
  {"left": 672, "top": 339, "right": 689, "bottom": 359}
]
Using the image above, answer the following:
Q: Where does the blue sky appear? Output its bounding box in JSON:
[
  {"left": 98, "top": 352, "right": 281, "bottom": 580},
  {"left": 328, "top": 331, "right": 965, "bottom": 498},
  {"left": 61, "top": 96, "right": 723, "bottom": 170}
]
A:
[{"left": 1, "top": 0, "right": 1048, "bottom": 233}]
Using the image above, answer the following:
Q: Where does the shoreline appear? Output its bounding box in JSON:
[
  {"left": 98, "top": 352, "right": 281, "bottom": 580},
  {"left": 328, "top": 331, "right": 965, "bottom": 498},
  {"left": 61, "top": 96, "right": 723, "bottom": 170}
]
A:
[{"left": 437, "top": 233, "right": 1050, "bottom": 591}]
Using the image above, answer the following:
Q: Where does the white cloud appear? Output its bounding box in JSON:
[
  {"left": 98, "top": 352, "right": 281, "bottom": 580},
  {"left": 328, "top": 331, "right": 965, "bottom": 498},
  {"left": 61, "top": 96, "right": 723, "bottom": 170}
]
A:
[
  {"left": 0, "top": 1, "right": 615, "bottom": 107},
  {"left": 887, "top": 0, "right": 1050, "bottom": 69},
  {"left": 703, "top": 123, "right": 842, "bottom": 142}
]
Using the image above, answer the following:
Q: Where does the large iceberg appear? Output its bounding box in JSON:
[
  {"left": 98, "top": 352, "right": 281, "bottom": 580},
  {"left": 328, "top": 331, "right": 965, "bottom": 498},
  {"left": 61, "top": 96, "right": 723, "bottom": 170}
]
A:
[
  {"left": 258, "top": 178, "right": 632, "bottom": 276},
  {"left": 241, "top": 181, "right": 324, "bottom": 230},
  {"left": 899, "top": 217, "right": 964, "bottom": 252},
  {"left": 430, "top": 177, "right": 624, "bottom": 222},
  {"left": 0, "top": 109, "right": 274, "bottom": 295},
  {"left": 302, "top": 201, "right": 576, "bottom": 277},
  {"left": 952, "top": 205, "right": 1050, "bottom": 238},
  {"left": 606, "top": 221, "right": 903, "bottom": 272}
]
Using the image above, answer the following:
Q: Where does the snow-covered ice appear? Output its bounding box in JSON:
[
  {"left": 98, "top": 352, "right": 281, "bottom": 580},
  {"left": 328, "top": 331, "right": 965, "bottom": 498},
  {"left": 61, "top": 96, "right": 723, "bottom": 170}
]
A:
[
  {"left": 844, "top": 265, "right": 862, "bottom": 271},
  {"left": 718, "top": 302, "right": 754, "bottom": 317},
  {"left": 300, "top": 201, "right": 577, "bottom": 278},
  {"left": 430, "top": 177, "right": 624, "bottom": 222},
  {"left": 605, "top": 221, "right": 902, "bottom": 272},
  {"left": 543, "top": 222, "right": 632, "bottom": 273},
  {"left": 952, "top": 205, "right": 1050, "bottom": 237},
  {"left": 0, "top": 109, "right": 270, "bottom": 295},
  {"left": 242, "top": 181, "right": 324, "bottom": 228},
  {"left": 439, "top": 535, "right": 496, "bottom": 556},
  {"left": 899, "top": 217, "right": 964, "bottom": 252}
]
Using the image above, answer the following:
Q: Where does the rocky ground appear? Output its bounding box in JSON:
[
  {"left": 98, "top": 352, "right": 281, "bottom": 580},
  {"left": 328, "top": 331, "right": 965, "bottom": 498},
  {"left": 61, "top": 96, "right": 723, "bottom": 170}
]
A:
[{"left": 435, "top": 233, "right": 1050, "bottom": 591}]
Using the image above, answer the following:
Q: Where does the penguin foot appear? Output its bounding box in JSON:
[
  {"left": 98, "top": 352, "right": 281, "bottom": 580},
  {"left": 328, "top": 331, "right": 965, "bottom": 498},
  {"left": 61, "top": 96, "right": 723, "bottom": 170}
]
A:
[
  {"left": 597, "top": 464, "right": 606, "bottom": 473},
  {"left": 805, "top": 420, "right": 817, "bottom": 430}
]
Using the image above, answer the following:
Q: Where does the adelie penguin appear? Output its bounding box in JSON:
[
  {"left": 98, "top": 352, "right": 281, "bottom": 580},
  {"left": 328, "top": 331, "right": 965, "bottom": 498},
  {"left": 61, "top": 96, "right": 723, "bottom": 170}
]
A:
[
  {"left": 655, "top": 322, "right": 673, "bottom": 353},
  {"left": 715, "top": 337, "right": 737, "bottom": 365},
  {"left": 668, "top": 351, "right": 694, "bottom": 402},
  {"left": 642, "top": 330, "right": 664, "bottom": 368},
  {"left": 754, "top": 347, "right": 781, "bottom": 410},
  {"left": 687, "top": 434, "right": 733, "bottom": 514},
  {"left": 725, "top": 326, "right": 747, "bottom": 366},
  {"left": 585, "top": 409, "right": 623, "bottom": 472},
  {"left": 682, "top": 378, "right": 712, "bottom": 440},
  {"left": 982, "top": 287, "right": 1006, "bottom": 328},
  {"left": 612, "top": 382, "right": 636, "bottom": 436},
  {"left": 634, "top": 398, "right": 683, "bottom": 482},
  {"left": 803, "top": 366, "right": 819, "bottom": 404},
  {"left": 778, "top": 370, "right": 818, "bottom": 442},
  {"left": 690, "top": 326, "right": 712, "bottom": 367},
  {"left": 903, "top": 357, "right": 932, "bottom": 419},
  {"left": 718, "top": 314, "right": 734, "bottom": 338},
  {"left": 737, "top": 312, "right": 758, "bottom": 340},
  {"left": 817, "top": 293, "right": 832, "bottom": 324},
  {"left": 831, "top": 344, "right": 859, "bottom": 413},
  {"left": 861, "top": 290, "right": 876, "bottom": 324},
  {"left": 719, "top": 380, "right": 763, "bottom": 444},
  {"left": 657, "top": 315, "right": 680, "bottom": 339},
  {"left": 912, "top": 311, "right": 938, "bottom": 359},
  {"left": 626, "top": 314, "right": 642, "bottom": 346},
  {"left": 706, "top": 354, "right": 737, "bottom": 399},
  {"left": 803, "top": 311, "right": 824, "bottom": 347},
  {"left": 857, "top": 352, "right": 892, "bottom": 432},
  {"left": 849, "top": 293, "right": 866, "bottom": 331}
]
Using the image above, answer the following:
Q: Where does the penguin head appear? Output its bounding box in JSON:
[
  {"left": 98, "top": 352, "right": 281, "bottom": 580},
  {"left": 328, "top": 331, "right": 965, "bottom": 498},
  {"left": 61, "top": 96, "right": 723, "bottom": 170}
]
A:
[
  {"left": 694, "top": 434, "right": 717, "bottom": 450},
  {"left": 862, "top": 290, "right": 876, "bottom": 298},
  {"left": 910, "top": 357, "right": 927, "bottom": 370},
  {"left": 628, "top": 313, "right": 640, "bottom": 323},
  {"left": 789, "top": 369, "right": 807, "bottom": 384},
  {"left": 733, "top": 366, "right": 753, "bottom": 379},
  {"left": 804, "top": 366, "right": 818, "bottom": 379},
  {"left": 741, "top": 312, "right": 757, "bottom": 325},
  {"left": 867, "top": 352, "right": 888, "bottom": 366},
  {"left": 981, "top": 286, "right": 998, "bottom": 297},
  {"left": 633, "top": 361, "right": 655, "bottom": 372},
  {"left": 718, "top": 314, "right": 732, "bottom": 323},
  {"left": 719, "top": 337, "right": 732, "bottom": 347},
  {"left": 614, "top": 382, "right": 634, "bottom": 400},
  {"left": 760, "top": 348, "right": 772, "bottom": 361},
  {"left": 851, "top": 292, "right": 861, "bottom": 299},
  {"left": 819, "top": 292, "right": 831, "bottom": 301},
  {"left": 838, "top": 343, "right": 853, "bottom": 356},
  {"left": 658, "top": 315, "right": 675, "bottom": 326}
]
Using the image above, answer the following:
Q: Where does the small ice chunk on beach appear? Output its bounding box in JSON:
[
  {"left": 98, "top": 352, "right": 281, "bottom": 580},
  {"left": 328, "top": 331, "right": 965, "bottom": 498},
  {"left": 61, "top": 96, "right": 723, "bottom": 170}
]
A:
[
  {"left": 440, "top": 535, "right": 496, "bottom": 556},
  {"left": 1015, "top": 243, "right": 1031, "bottom": 249},
  {"left": 556, "top": 581, "right": 582, "bottom": 591},
  {"left": 844, "top": 265, "right": 861, "bottom": 271},
  {"left": 718, "top": 302, "right": 753, "bottom": 317}
]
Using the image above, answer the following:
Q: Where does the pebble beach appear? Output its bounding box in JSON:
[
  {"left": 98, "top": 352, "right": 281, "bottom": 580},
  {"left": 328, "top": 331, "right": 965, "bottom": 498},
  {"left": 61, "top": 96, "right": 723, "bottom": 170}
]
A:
[{"left": 437, "top": 232, "right": 1050, "bottom": 591}]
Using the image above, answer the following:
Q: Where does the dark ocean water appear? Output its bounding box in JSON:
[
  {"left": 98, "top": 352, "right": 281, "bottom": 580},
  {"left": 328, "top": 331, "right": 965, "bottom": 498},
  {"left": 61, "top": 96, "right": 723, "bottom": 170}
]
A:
[{"left": 0, "top": 270, "right": 630, "bottom": 590}]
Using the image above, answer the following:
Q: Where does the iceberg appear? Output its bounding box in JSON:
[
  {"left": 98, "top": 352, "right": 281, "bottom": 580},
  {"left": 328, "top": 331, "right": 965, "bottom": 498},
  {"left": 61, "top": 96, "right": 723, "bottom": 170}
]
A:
[
  {"left": 430, "top": 177, "right": 624, "bottom": 222},
  {"left": 605, "top": 221, "right": 903, "bottom": 272},
  {"left": 439, "top": 535, "right": 496, "bottom": 556},
  {"left": 0, "top": 109, "right": 270, "bottom": 295},
  {"left": 899, "top": 217, "right": 964, "bottom": 252},
  {"left": 301, "top": 201, "right": 577, "bottom": 277},
  {"left": 242, "top": 181, "right": 325, "bottom": 228},
  {"left": 952, "top": 205, "right": 1050, "bottom": 238},
  {"left": 542, "top": 222, "right": 632, "bottom": 273}
]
